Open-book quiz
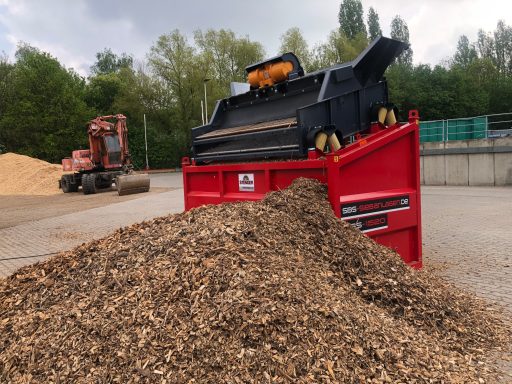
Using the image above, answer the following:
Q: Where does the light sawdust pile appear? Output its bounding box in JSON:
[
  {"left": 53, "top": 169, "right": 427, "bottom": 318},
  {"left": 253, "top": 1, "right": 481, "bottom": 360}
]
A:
[
  {"left": 0, "top": 153, "right": 67, "bottom": 196},
  {"left": 0, "top": 179, "right": 510, "bottom": 383}
]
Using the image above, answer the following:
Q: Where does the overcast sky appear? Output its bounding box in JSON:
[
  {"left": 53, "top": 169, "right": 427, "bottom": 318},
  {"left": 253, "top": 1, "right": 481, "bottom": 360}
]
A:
[{"left": 0, "top": 0, "right": 511, "bottom": 76}]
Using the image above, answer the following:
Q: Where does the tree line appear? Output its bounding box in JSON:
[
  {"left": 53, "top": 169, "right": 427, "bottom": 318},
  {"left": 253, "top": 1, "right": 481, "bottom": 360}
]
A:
[{"left": 1, "top": 0, "right": 512, "bottom": 167}]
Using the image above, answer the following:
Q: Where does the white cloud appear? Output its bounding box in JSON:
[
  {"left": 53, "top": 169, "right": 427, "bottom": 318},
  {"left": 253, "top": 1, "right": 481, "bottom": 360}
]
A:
[
  {"left": 362, "top": 0, "right": 512, "bottom": 64},
  {"left": 0, "top": 0, "right": 145, "bottom": 75},
  {"left": 0, "top": 0, "right": 511, "bottom": 74}
]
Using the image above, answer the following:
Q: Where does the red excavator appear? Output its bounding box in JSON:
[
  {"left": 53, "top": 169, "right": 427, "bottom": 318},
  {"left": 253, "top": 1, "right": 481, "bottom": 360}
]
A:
[{"left": 60, "top": 114, "right": 150, "bottom": 195}]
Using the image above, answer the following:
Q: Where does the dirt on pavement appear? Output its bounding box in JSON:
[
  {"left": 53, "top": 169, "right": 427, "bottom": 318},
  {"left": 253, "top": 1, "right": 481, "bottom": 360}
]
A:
[{"left": 0, "top": 187, "right": 172, "bottom": 229}]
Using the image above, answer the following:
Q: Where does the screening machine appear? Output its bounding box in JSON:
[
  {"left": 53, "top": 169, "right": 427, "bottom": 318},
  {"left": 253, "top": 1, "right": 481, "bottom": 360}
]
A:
[{"left": 183, "top": 36, "right": 423, "bottom": 267}]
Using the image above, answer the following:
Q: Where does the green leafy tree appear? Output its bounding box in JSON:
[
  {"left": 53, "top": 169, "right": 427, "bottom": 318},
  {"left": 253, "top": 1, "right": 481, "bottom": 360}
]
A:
[
  {"left": 310, "top": 29, "right": 368, "bottom": 70},
  {"left": 90, "top": 48, "right": 133, "bottom": 75},
  {"left": 453, "top": 35, "right": 478, "bottom": 68},
  {"left": 279, "top": 27, "right": 312, "bottom": 71},
  {"left": 338, "top": 0, "right": 367, "bottom": 39},
  {"left": 494, "top": 20, "right": 512, "bottom": 74},
  {"left": 385, "top": 63, "right": 416, "bottom": 117},
  {"left": 476, "top": 29, "right": 495, "bottom": 61},
  {"left": 85, "top": 72, "right": 123, "bottom": 114},
  {"left": 86, "top": 49, "right": 136, "bottom": 116},
  {"left": 192, "top": 29, "right": 264, "bottom": 123},
  {"left": 0, "top": 53, "right": 14, "bottom": 117},
  {"left": 234, "top": 37, "right": 265, "bottom": 74},
  {"left": 194, "top": 29, "right": 264, "bottom": 91},
  {"left": 309, "top": 43, "right": 334, "bottom": 72},
  {"left": 113, "top": 64, "right": 180, "bottom": 168},
  {"left": 367, "top": 7, "right": 382, "bottom": 40},
  {"left": 387, "top": 59, "right": 493, "bottom": 121},
  {"left": 390, "top": 15, "right": 413, "bottom": 67},
  {"left": 0, "top": 53, "right": 14, "bottom": 151},
  {"left": 149, "top": 30, "right": 206, "bottom": 144},
  {"left": 0, "top": 44, "right": 92, "bottom": 162},
  {"left": 467, "top": 58, "right": 499, "bottom": 87},
  {"left": 146, "top": 29, "right": 265, "bottom": 166},
  {"left": 487, "top": 76, "right": 512, "bottom": 114}
]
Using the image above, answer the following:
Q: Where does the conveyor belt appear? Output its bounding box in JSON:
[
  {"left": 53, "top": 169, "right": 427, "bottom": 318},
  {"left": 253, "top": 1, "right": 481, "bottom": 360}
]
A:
[
  {"left": 197, "top": 117, "right": 297, "bottom": 140},
  {"left": 200, "top": 144, "right": 299, "bottom": 156}
]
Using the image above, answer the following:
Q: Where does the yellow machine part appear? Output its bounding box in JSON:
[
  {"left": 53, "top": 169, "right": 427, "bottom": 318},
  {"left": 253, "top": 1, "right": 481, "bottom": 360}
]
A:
[
  {"left": 315, "top": 132, "right": 328, "bottom": 151},
  {"left": 378, "top": 107, "right": 387, "bottom": 124},
  {"left": 328, "top": 134, "right": 342, "bottom": 151},
  {"left": 247, "top": 61, "right": 294, "bottom": 88},
  {"left": 116, "top": 173, "right": 150, "bottom": 196},
  {"left": 315, "top": 132, "right": 342, "bottom": 152},
  {"left": 386, "top": 109, "right": 397, "bottom": 125}
]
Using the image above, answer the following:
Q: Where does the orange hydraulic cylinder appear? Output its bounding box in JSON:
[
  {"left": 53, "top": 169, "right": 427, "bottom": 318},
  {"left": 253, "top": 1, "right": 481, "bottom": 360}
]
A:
[{"left": 247, "top": 61, "right": 294, "bottom": 88}]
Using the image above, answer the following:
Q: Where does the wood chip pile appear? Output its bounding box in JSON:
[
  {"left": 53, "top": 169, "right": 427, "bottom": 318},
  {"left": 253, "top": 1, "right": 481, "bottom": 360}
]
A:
[
  {"left": 0, "top": 153, "right": 66, "bottom": 196},
  {"left": 0, "top": 179, "right": 510, "bottom": 383}
]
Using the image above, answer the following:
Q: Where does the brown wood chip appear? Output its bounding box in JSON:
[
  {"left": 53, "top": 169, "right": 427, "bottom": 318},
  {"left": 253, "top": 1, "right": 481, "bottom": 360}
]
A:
[{"left": 0, "top": 178, "right": 510, "bottom": 383}]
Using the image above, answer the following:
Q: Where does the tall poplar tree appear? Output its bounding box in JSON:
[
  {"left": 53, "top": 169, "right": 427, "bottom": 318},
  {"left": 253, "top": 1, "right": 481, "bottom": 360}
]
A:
[
  {"left": 453, "top": 35, "right": 478, "bottom": 68},
  {"left": 367, "top": 7, "right": 382, "bottom": 40},
  {"left": 390, "top": 15, "right": 413, "bottom": 66},
  {"left": 338, "top": 0, "right": 367, "bottom": 39}
]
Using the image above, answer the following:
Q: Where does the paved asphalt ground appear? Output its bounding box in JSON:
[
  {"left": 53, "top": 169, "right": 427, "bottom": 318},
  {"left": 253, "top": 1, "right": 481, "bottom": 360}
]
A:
[
  {"left": 422, "top": 186, "right": 512, "bottom": 311},
  {"left": 1, "top": 174, "right": 511, "bottom": 318},
  {"left": 0, "top": 173, "right": 184, "bottom": 276}
]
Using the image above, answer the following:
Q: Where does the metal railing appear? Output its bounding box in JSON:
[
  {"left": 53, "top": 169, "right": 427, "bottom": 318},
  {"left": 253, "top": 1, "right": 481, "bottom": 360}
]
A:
[{"left": 419, "top": 112, "right": 512, "bottom": 142}]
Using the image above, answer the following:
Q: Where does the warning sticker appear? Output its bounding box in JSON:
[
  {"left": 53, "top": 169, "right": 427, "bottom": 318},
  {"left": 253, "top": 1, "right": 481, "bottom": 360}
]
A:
[
  {"left": 341, "top": 195, "right": 410, "bottom": 219},
  {"left": 238, "top": 173, "right": 255, "bottom": 192},
  {"left": 346, "top": 213, "right": 388, "bottom": 233}
]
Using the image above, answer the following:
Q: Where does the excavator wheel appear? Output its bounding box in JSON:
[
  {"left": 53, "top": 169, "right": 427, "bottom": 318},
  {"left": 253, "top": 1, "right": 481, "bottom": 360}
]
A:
[
  {"left": 61, "top": 175, "right": 71, "bottom": 193},
  {"left": 82, "top": 173, "right": 97, "bottom": 195},
  {"left": 61, "top": 174, "right": 78, "bottom": 193}
]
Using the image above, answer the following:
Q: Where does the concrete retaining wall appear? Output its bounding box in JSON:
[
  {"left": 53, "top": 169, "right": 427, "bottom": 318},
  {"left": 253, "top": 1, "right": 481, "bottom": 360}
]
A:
[{"left": 420, "top": 137, "right": 512, "bottom": 186}]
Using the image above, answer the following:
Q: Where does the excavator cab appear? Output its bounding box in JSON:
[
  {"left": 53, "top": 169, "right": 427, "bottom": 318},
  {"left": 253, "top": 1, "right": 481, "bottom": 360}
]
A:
[{"left": 102, "top": 134, "right": 122, "bottom": 168}]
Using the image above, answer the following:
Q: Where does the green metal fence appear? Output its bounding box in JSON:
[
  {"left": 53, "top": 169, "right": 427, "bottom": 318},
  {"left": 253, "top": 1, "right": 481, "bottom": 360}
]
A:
[
  {"left": 419, "top": 113, "right": 512, "bottom": 143},
  {"left": 419, "top": 120, "right": 444, "bottom": 142}
]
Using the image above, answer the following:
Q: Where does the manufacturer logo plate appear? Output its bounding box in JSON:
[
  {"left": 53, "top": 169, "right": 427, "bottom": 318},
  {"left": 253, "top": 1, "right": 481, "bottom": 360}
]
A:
[{"left": 238, "top": 173, "right": 255, "bottom": 192}]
